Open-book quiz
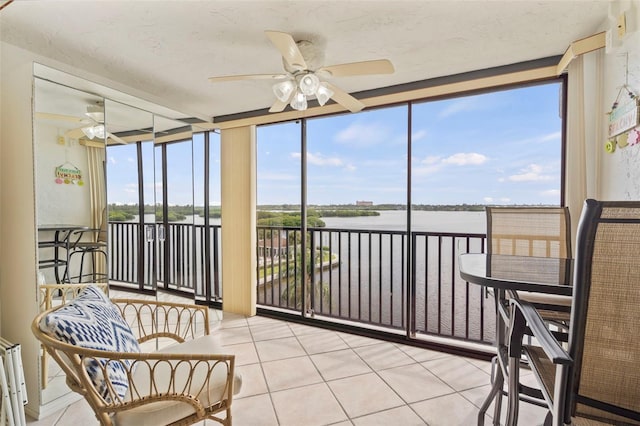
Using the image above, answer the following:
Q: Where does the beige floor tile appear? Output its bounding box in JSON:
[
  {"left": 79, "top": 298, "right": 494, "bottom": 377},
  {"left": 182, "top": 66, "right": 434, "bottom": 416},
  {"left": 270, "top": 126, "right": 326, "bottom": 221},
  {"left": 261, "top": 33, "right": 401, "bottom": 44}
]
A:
[
  {"left": 246, "top": 315, "right": 282, "bottom": 326},
  {"left": 458, "top": 383, "right": 502, "bottom": 425},
  {"left": 328, "top": 372, "right": 404, "bottom": 418},
  {"left": 26, "top": 409, "right": 64, "bottom": 426},
  {"left": 396, "top": 343, "right": 452, "bottom": 363},
  {"left": 461, "top": 382, "right": 549, "bottom": 426},
  {"left": 288, "top": 322, "right": 330, "bottom": 336},
  {"left": 378, "top": 363, "right": 455, "bottom": 403},
  {"left": 466, "top": 356, "right": 493, "bottom": 374},
  {"left": 297, "top": 330, "right": 349, "bottom": 354},
  {"left": 219, "top": 312, "right": 249, "bottom": 329},
  {"left": 271, "top": 382, "right": 347, "bottom": 426},
  {"left": 232, "top": 393, "right": 279, "bottom": 426},
  {"left": 255, "top": 336, "right": 306, "bottom": 362},
  {"left": 250, "top": 322, "right": 295, "bottom": 341},
  {"left": 353, "top": 342, "right": 415, "bottom": 371},
  {"left": 235, "top": 363, "right": 268, "bottom": 398},
  {"left": 54, "top": 398, "right": 98, "bottom": 426},
  {"left": 337, "top": 332, "right": 383, "bottom": 348},
  {"left": 221, "top": 341, "right": 259, "bottom": 365},
  {"left": 422, "top": 355, "right": 490, "bottom": 391},
  {"left": 311, "top": 348, "right": 372, "bottom": 381},
  {"left": 216, "top": 325, "right": 253, "bottom": 345},
  {"left": 262, "top": 355, "right": 324, "bottom": 392},
  {"left": 352, "top": 405, "right": 426, "bottom": 426},
  {"left": 411, "top": 392, "right": 480, "bottom": 426}
]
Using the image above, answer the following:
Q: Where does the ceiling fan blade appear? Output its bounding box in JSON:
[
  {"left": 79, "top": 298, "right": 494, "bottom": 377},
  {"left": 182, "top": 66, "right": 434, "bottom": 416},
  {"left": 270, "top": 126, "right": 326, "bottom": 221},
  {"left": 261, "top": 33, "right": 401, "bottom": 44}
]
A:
[
  {"left": 265, "top": 30, "right": 307, "bottom": 71},
  {"left": 107, "top": 133, "right": 127, "bottom": 145},
  {"left": 318, "top": 59, "right": 394, "bottom": 78},
  {"left": 35, "top": 112, "right": 86, "bottom": 123},
  {"left": 323, "top": 82, "right": 365, "bottom": 113},
  {"left": 65, "top": 127, "right": 86, "bottom": 139},
  {"left": 209, "top": 73, "right": 288, "bottom": 83},
  {"left": 268, "top": 98, "right": 288, "bottom": 113}
]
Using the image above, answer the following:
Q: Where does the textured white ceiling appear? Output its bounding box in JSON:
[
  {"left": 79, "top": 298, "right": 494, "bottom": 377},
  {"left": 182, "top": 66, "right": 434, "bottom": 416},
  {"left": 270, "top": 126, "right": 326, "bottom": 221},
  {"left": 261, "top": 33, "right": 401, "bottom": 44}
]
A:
[{"left": 1, "top": 0, "right": 610, "bottom": 121}]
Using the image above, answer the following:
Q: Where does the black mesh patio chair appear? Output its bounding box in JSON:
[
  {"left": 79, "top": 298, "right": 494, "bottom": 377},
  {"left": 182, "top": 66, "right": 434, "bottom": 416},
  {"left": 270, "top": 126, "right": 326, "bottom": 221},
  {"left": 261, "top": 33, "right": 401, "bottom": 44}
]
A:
[
  {"left": 507, "top": 199, "right": 640, "bottom": 425},
  {"left": 67, "top": 209, "right": 108, "bottom": 283}
]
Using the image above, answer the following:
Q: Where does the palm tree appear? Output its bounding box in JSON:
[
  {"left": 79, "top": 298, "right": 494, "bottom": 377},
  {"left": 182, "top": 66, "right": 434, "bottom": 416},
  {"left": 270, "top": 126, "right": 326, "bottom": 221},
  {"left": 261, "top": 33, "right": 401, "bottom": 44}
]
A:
[{"left": 280, "top": 230, "right": 330, "bottom": 314}]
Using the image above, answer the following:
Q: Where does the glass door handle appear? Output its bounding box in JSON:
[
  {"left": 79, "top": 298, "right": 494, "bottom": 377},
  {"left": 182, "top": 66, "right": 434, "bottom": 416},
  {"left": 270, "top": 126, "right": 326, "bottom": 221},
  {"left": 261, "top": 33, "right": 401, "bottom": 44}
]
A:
[
  {"left": 158, "top": 224, "right": 166, "bottom": 242},
  {"left": 145, "top": 225, "right": 155, "bottom": 242}
]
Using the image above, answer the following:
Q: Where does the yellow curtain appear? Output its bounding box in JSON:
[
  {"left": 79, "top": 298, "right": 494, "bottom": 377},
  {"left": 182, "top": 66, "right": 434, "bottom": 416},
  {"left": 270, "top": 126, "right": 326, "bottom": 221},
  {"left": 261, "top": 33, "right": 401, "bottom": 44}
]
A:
[
  {"left": 87, "top": 146, "right": 107, "bottom": 278},
  {"left": 564, "top": 49, "right": 604, "bottom": 255}
]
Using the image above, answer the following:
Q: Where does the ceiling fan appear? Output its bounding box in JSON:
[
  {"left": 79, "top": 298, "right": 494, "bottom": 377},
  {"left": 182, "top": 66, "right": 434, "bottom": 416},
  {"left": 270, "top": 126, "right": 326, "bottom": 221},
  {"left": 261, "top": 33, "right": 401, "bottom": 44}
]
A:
[
  {"left": 208, "top": 31, "right": 394, "bottom": 113},
  {"left": 36, "top": 102, "right": 127, "bottom": 145}
]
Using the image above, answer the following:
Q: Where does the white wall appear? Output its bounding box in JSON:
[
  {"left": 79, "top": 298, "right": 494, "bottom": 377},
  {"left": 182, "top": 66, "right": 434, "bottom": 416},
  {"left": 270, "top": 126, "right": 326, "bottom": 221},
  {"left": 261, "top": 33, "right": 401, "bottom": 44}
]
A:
[
  {"left": 0, "top": 41, "right": 40, "bottom": 416},
  {"left": 599, "top": 4, "right": 640, "bottom": 200}
]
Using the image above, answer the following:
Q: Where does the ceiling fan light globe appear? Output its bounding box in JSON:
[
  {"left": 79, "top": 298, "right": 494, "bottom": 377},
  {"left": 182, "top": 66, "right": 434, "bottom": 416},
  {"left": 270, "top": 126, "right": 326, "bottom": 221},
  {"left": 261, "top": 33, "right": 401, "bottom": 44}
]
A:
[
  {"left": 299, "top": 73, "right": 320, "bottom": 96},
  {"left": 316, "top": 83, "right": 334, "bottom": 106},
  {"left": 81, "top": 126, "right": 96, "bottom": 139},
  {"left": 94, "top": 124, "right": 106, "bottom": 139},
  {"left": 290, "top": 91, "right": 308, "bottom": 111},
  {"left": 273, "top": 80, "right": 295, "bottom": 102}
]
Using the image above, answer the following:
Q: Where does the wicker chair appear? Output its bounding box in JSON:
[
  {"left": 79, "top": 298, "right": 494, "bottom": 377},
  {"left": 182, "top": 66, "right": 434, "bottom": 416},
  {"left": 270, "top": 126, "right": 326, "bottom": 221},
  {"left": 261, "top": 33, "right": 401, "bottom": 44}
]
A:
[
  {"left": 33, "top": 288, "right": 240, "bottom": 426},
  {"left": 38, "top": 283, "right": 110, "bottom": 389},
  {"left": 507, "top": 199, "right": 640, "bottom": 425}
]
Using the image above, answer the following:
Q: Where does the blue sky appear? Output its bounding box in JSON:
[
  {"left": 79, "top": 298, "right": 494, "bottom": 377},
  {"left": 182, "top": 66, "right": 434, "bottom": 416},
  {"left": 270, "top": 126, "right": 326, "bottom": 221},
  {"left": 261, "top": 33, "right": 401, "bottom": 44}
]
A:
[
  {"left": 259, "top": 82, "right": 562, "bottom": 206},
  {"left": 107, "top": 81, "right": 562, "bottom": 207}
]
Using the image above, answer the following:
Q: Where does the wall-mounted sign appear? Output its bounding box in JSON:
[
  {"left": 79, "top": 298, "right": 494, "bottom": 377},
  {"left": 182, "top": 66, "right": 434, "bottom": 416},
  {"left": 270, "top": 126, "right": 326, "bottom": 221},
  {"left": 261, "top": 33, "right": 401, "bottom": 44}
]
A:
[
  {"left": 54, "top": 163, "right": 84, "bottom": 185},
  {"left": 608, "top": 95, "right": 639, "bottom": 138}
]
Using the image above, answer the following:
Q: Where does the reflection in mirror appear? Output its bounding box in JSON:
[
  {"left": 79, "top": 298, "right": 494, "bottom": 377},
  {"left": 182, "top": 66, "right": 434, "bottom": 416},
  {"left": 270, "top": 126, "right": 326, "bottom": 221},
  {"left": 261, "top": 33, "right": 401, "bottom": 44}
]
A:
[
  {"left": 104, "top": 100, "right": 155, "bottom": 293},
  {"left": 33, "top": 78, "right": 107, "bottom": 404},
  {"left": 153, "top": 116, "right": 194, "bottom": 298}
]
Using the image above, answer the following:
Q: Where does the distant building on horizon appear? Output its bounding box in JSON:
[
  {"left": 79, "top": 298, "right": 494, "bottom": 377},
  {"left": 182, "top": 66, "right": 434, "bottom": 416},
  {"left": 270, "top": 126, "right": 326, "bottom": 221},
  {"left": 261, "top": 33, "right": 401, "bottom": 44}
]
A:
[{"left": 356, "top": 200, "right": 373, "bottom": 206}]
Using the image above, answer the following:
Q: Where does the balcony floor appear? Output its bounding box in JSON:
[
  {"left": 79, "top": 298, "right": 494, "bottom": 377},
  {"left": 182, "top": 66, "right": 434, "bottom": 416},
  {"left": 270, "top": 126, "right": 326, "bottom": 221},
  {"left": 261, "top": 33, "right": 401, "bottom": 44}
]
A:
[{"left": 29, "top": 291, "right": 547, "bottom": 426}]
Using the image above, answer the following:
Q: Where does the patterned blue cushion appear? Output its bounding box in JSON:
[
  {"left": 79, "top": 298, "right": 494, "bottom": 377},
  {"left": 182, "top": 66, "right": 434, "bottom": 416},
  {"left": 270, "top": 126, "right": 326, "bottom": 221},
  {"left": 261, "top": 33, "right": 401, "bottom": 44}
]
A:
[{"left": 39, "top": 286, "right": 140, "bottom": 401}]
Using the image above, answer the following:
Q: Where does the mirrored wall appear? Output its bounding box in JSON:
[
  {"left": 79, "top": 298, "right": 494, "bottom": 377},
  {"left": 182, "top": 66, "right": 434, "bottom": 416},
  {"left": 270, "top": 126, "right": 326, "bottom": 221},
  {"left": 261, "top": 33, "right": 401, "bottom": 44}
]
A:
[{"left": 33, "top": 66, "right": 196, "bottom": 407}]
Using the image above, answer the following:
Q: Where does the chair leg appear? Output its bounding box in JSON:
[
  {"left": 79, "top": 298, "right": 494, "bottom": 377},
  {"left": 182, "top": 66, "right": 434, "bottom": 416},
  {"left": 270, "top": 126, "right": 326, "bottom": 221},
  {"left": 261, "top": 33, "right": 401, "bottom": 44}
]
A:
[{"left": 477, "top": 355, "right": 504, "bottom": 426}]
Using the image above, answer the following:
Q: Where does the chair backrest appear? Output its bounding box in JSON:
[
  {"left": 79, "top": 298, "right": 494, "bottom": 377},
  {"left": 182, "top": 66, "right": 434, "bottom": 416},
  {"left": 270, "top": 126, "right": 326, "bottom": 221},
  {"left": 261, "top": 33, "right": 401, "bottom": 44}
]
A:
[
  {"left": 566, "top": 199, "right": 640, "bottom": 424},
  {"left": 98, "top": 207, "right": 107, "bottom": 243},
  {"left": 486, "top": 206, "right": 571, "bottom": 258}
]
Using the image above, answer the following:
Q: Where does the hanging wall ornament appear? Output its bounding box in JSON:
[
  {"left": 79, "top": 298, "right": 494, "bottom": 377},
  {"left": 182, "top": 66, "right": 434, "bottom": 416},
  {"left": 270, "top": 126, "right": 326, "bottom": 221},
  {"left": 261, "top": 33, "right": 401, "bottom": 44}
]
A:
[
  {"left": 54, "top": 162, "right": 84, "bottom": 185},
  {"left": 605, "top": 139, "right": 617, "bottom": 154},
  {"left": 607, "top": 84, "right": 639, "bottom": 139}
]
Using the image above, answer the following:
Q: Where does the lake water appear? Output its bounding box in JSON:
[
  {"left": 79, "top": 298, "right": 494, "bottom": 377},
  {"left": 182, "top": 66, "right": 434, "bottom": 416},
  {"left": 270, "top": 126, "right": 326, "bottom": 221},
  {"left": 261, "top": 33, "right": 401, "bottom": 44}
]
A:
[
  {"left": 150, "top": 209, "right": 487, "bottom": 233},
  {"left": 130, "top": 209, "right": 494, "bottom": 342}
]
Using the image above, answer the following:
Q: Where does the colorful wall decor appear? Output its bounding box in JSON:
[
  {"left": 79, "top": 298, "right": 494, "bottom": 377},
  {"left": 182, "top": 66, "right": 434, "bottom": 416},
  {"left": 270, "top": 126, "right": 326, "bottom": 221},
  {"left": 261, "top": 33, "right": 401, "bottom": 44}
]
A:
[{"left": 54, "top": 163, "right": 84, "bottom": 186}]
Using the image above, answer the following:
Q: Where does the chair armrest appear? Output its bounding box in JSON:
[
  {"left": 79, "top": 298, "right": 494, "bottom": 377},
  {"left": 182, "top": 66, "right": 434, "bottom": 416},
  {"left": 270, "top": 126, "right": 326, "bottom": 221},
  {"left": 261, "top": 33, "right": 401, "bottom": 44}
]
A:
[
  {"left": 111, "top": 299, "right": 210, "bottom": 343},
  {"left": 508, "top": 298, "right": 572, "bottom": 365},
  {"left": 37, "top": 329, "right": 235, "bottom": 417}
]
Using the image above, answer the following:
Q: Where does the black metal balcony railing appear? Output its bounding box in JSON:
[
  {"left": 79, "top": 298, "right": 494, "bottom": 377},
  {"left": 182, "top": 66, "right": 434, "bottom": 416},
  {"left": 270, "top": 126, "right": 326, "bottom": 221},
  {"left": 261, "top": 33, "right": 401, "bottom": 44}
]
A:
[{"left": 110, "top": 222, "right": 494, "bottom": 346}]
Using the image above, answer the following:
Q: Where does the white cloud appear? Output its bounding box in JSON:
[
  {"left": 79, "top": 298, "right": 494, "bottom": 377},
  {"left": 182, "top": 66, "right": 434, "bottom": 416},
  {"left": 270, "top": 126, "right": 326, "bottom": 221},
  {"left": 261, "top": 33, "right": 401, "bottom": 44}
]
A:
[
  {"left": 292, "top": 151, "right": 347, "bottom": 168},
  {"left": 508, "top": 164, "right": 554, "bottom": 182},
  {"left": 124, "top": 183, "right": 137, "bottom": 194},
  {"left": 127, "top": 157, "right": 135, "bottom": 163},
  {"left": 540, "top": 189, "right": 561, "bottom": 197},
  {"left": 441, "top": 152, "right": 488, "bottom": 166},
  {"left": 421, "top": 155, "right": 442, "bottom": 165},
  {"left": 412, "top": 129, "right": 427, "bottom": 141},
  {"left": 438, "top": 98, "right": 481, "bottom": 119},
  {"left": 413, "top": 152, "right": 487, "bottom": 176},
  {"left": 540, "top": 131, "right": 561, "bottom": 142},
  {"left": 109, "top": 156, "right": 116, "bottom": 164},
  {"left": 484, "top": 196, "right": 511, "bottom": 203},
  {"left": 335, "top": 122, "right": 389, "bottom": 147}
]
